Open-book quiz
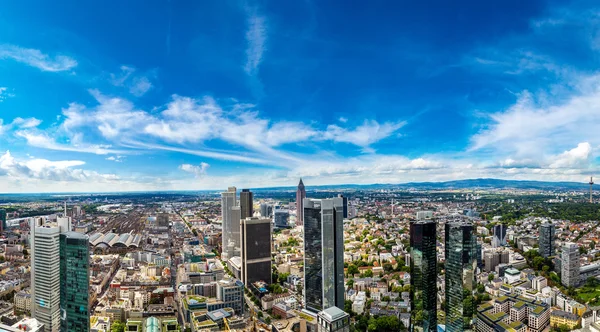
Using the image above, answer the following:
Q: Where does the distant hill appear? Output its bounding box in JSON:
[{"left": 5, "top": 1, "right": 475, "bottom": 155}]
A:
[{"left": 254, "top": 178, "right": 589, "bottom": 191}]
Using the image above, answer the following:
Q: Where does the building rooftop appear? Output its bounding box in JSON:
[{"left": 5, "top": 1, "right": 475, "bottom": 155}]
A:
[{"left": 319, "top": 307, "right": 349, "bottom": 322}]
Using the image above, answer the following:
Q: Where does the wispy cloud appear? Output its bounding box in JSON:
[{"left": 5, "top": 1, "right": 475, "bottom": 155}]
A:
[
  {"left": 0, "top": 44, "right": 77, "bottom": 72},
  {"left": 0, "top": 87, "right": 15, "bottom": 102},
  {"left": 109, "top": 66, "right": 153, "bottom": 96},
  {"left": 244, "top": 10, "right": 267, "bottom": 75}
]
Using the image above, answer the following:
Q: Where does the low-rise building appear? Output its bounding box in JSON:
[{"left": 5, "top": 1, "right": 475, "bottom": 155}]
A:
[{"left": 550, "top": 310, "right": 580, "bottom": 330}]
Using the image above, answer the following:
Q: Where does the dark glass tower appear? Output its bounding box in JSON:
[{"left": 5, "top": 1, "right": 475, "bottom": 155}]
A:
[
  {"left": 0, "top": 209, "right": 6, "bottom": 233},
  {"left": 303, "top": 198, "right": 344, "bottom": 313},
  {"left": 240, "top": 189, "right": 254, "bottom": 220},
  {"left": 410, "top": 220, "right": 437, "bottom": 332},
  {"left": 337, "top": 194, "right": 348, "bottom": 219},
  {"left": 445, "top": 222, "right": 477, "bottom": 332},
  {"left": 539, "top": 223, "right": 556, "bottom": 258},
  {"left": 60, "top": 231, "right": 90, "bottom": 332}
]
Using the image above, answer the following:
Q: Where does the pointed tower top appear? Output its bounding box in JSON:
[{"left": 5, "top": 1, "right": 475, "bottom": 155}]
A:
[{"left": 298, "top": 178, "right": 304, "bottom": 188}]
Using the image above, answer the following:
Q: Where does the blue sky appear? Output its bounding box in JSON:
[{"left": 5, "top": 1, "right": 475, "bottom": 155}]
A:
[{"left": 1, "top": 0, "right": 600, "bottom": 192}]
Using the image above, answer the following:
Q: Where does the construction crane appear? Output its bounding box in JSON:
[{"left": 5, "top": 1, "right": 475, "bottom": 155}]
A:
[{"left": 224, "top": 317, "right": 231, "bottom": 331}]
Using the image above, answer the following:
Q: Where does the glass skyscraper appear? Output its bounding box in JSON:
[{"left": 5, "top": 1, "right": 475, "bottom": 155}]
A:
[
  {"left": 60, "top": 231, "right": 90, "bottom": 332},
  {"left": 539, "top": 223, "right": 555, "bottom": 258},
  {"left": 303, "top": 198, "right": 344, "bottom": 313},
  {"left": 410, "top": 220, "right": 437, "bottom": 332},
  {"left": 445, "top": 221, "right": 477, "bottom": 332},
  {"left": 240, "top": 189, "right": 254, "bottom": 220}
]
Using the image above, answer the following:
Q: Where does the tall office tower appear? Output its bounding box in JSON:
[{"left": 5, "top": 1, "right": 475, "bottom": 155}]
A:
[
  {"left": 240, "top": 217, "right": 272, "bottom": 286},
  {"left": 303, "top": 198, "right": 344, "bottom": 313},
  {"left": 221, "top": 187, "right": 237, "bottom": 259},
  {"left": 410, "top": 220, "right": 437, "bottom": 332},
  {"left": 445, "top": 222, "right": 477, "bottom": 332},
  {"left": 274, "top": 210, "right": 290, "bottom": 228},
  {"left": 296, "top": 179, "right": 306, "bottom": 226},
  {"left": 561, "top": 242, "right": 580, "bottom": 288},
  {"left": 484, "top": 251, "right": 500, "bottom": 273},
  {"left": 240, "top": 189, "right": 254, "bottom": 219},
  {"left": 539, "top": 223, "right": 556, "bottom": 258},
  {"left": 492, "top": 224, "right": 507, "bottom": 248},
  {"left": 476, "top": 242, "right": 483, "bottom": 267},
  {"left": 260, "top": 203, "right": 270, "bottom": 217},
  {"left": 337, "top": 194, "right": 348, "bottom": 219},
  {"left": 60, "top": 231, "right": 90, "bottom": 332},
  {"left": 0, "top": 209, "right": 6, "bottom": 233},
  {"left": 31, "top": 217, "right": 68, "bottom": 332}
]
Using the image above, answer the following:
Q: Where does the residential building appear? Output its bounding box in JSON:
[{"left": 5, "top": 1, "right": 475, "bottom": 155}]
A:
[
  {"left": 303, "top": 198, "right": 344, "bottom": 313},
  {"left": 445, "top": 221, "right": 476, "bottom": 332},
  {"left": 410, "top": 220, "right": 437, "bottom": 332},
  {"left": 539, "top": 223, "right": 555, "bottom": 258},
  {"left": 561, "top": 242, "right": 580, "bottom": 288},
  {"left": 550, "top": 310, "right": 580, "bottom": 330},
  {"left": 240, "top": 217, "right": 272, "bottom": 286}
]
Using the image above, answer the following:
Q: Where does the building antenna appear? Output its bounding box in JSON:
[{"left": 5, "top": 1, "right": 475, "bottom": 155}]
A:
[{"left": 590, "top": 176, "right": 595, "bottom": 204}]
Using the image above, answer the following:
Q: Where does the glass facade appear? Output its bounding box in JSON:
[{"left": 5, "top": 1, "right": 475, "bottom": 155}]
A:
[
  {"left": 410, "top": 220, "right": 437, "bottom": 332},
  {"left": 445, "top": 222, "right": 477, "bottom": 332},
  {"left": 539, "top": 223, "right": 555, "bottom": 258},
  {"left": 304, "top": 198, "right": 344, "bottom": 313},
  {"left": 60, "top": 232, "right": 90, "bottom": 332}
]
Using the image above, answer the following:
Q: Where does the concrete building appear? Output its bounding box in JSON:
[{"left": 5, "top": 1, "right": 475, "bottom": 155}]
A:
[
  {"left": 303, "top": 198, "right": 344, "bottom": 313},
  {"left": 561, "top": 242, "right": 580, "bottom": 288},
  {"left": 220, "top": 187, "right": 238, "bottom": 260},
  {"left": 240, "top": 217, "right": 272, "bottom": 286},
  {"left": 492, "top": 224, "right": 507, "bottom": 248},
  {"left": 317, "top": 307, "right": 350, "bottom": 332},
  {"left": 274, "top": 210, "right": 290, "bottom": 229}
]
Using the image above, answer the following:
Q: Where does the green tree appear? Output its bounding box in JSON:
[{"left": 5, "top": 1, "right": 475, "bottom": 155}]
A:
[
  {"left": 488, "top": 274, "right": 495, "bottom": 282},
  {"left": 364, "top": 269, "right": 374, "bottom": 278},
  {"left": 111, "top": 321, "right": 125, "bottom": 332},
  {"left": 347, "top": 264, "right": 359, "bottom": 275}
]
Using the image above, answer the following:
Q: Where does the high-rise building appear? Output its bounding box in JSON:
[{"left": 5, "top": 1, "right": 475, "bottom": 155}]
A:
[
  {"left": 303, "top": 198, "right": 344, "bottom": 313},
  {"left": 31, "top": 217, "right": 71, "bottom": 332},
  {"left": 240, "top": 217, "right": 272, "bottom": 286},
  {"left": 240, "top": 189, "right": 254, "bottom": 219},
  {"left": 492, "top": 224, "right": 507, "bottom": 248},
  {"left": 60, "top": 231, "right": 90, "bottom": 332},
  {"left": 337, "top": 194, "right": 348, "bottom": 219},
  {"left": 296, "top": 179, "right": 306, "bottom": 226},
  {"left": 445, "top": 222, "right": 477, "bottom": 332},
  {"left": 539, "top": 223, "right": 556, "bottom": 258},
  {"left": 260, "top": 203, "right": 271, "bottom": 218},
  {"left": 410, "top": 220, "right": 437, "bottom": 332},
  {"left": 561, "top": 243, "right": 580, "bottom": 288},
  {"left": 221, "top": 187, "right": 237, "bottom": 259},
  {"left": 274, "top": 210, "right": 290, "bottom": 229},
  {"left": 0, "top": 209, "right": 6, "bottom": 233}
]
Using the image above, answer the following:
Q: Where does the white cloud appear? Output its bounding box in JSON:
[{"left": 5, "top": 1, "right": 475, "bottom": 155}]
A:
[
  {"left": 338, "top": 117, "right": 348, "bottom": 123},
  {"left": 549, "top": 142, "right": 592, "bottom": 169},
  {"left": 105, "top": 155, "right": 124, "bottom": 162},
  {"left": 16, "top": 131, "right": 127, "bottom": 155},
  {"left": 323, "top": 120, "right": 406, "bottom": 150},
  {"left": 0, "top": 151, "right": 118, "bottom": 183},
  {"left": 0, "top": 44, "right": 77, "bottom": 72},
  {"left": 179, "top": 162, "right": 210, "bottom": 177},
  {"left": 470, "top": 74, "right": 600, "bottom": 157},
  {"left": 244, "top": 11, "right": 267, "bottom": 75},
  {"left": 0, "top": 117, "right": 42, "bottom": 135}
]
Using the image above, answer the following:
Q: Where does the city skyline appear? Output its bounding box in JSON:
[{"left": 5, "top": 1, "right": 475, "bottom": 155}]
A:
[{"left": 1, "top": 1, "right": 600, "bottom": 193}]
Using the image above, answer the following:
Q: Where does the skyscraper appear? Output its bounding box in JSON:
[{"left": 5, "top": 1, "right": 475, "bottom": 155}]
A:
[
  {"left": 60, "top": 231, "right": 90, "bottom": 332},
  {"left": 274, "top": 210, "right": 290, "bottom": 228},
  {"left": 296, "top": 179, "right": 306, "bottom": 226},
  {"left": 221, "top": 187, "right": 237, "bottom": 259},
  {"left": 303, "top": 198, "right": 344, "bottom": 313},
  {"left": 561, "top": 242, "right": 580, "bottom": 288},
  {"left": 539, "top": 223, "right": 556, "bottom": 258},
  {"left": 410, "top": 220, "right": 437, "bottom": 332},
  {"left": 240, "top": 189, "right": 254, "bottom": 219},
  {"left": 31, "top": 217, "right": 71, "bottom": 332},
  {"left": 0, "top": 209, "right": 6, "bottom": 233},
  {"left": 337, "top": 194, "right": 348, "bottom": 219},
  {"left": 445, "top": 222, "right": 477, "bottom": 332},
  {"left": 240, "top": 217, "right": 272, "bottom": 286},
  {"left": 492, "top": 224, "right": 507, "bottom": 248}
]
